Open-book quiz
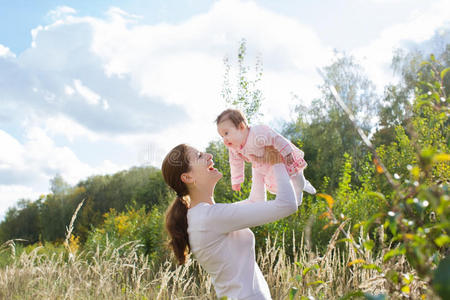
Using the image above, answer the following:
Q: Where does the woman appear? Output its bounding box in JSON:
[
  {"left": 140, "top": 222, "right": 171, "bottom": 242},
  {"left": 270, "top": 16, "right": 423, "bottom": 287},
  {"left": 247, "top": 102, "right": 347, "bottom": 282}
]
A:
[{"left": 162, "top": 144, "right": 303, "bottom": 299}]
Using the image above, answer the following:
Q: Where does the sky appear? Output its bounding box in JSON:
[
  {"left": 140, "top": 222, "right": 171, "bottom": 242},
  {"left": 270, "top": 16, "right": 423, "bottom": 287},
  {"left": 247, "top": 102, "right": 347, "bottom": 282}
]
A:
[{"left": 0, "top": 0, "right": 449, "bottom": 220}]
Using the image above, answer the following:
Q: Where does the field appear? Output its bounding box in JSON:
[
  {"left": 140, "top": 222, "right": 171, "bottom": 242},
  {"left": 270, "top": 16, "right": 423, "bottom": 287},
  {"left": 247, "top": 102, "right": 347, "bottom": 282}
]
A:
[{"left": 0, "top": 228, "right": 433, "bottom": 300}]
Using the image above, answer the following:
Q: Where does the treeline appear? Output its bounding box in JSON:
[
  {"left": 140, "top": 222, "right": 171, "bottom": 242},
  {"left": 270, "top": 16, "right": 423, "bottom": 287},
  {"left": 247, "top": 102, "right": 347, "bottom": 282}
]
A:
[{"left": 0, "top": 167, "right": 170, "bottom": 245}]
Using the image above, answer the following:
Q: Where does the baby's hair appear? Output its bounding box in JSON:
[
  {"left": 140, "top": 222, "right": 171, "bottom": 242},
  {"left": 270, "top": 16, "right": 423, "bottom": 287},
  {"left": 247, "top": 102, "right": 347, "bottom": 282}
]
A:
[{"left": 215, "top": 109, "right": 248, "bottom": 129}]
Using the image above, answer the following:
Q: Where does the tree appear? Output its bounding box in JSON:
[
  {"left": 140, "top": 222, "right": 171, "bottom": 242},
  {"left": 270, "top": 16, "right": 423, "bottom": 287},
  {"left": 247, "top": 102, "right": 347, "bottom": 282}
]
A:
[
  {"left": 375, "top": 32, "right": 450, "bottom": 146},
  {"left": 221, "top": 38, "right": 264, "bottom": 124},
  {"left": 0, "top": 199, "right": 40, "bottom": 244},
  {"left": 284, "top": 52, "right": 380, "bottom": 190},
  {"left": 50, "top": 174, "right": 70, "bottom": 195},
  {"left": 208, "top": 39, "right": 265, "bottom": 201}
]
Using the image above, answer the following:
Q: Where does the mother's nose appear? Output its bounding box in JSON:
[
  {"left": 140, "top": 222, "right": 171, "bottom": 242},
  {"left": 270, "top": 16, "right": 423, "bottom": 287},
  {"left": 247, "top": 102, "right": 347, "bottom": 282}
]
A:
[{"left": 206, "top": 153, "right": 213, "bottom": 160}]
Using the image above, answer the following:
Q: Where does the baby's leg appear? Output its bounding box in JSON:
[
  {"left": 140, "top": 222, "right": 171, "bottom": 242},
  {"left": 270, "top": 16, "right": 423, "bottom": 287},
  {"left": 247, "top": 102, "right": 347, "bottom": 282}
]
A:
[
  {"left": 303, "top": 175, "right": 317, "bottom": 194},
  {"left": 291, "top": 173, "right": 305, "bottom": 206}
]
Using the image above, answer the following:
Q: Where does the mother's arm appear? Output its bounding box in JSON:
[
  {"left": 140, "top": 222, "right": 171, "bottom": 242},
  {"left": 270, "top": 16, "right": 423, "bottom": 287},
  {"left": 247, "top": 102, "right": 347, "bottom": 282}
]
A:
[
  {"left": 205, "top": 165, "right": 296, "bottom": 234},
  {"left": 235, "top": 168, "right": 266, "bottom": 205}
]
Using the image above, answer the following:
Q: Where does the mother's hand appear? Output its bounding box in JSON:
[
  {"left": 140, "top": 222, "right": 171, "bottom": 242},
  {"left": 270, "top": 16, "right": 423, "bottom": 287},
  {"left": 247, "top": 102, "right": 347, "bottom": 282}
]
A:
[{"left": 249, "top": 146, "right": 283, "bottom": 166}]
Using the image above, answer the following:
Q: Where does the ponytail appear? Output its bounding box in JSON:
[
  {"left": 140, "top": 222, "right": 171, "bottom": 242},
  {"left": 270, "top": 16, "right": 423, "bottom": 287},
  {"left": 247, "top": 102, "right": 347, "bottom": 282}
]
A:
[
  {"left": 161, "top": 144, "right": 192, "bottom": 264},
  {"left": 165, "top": 195, "right": 190, "bottom": 264}
]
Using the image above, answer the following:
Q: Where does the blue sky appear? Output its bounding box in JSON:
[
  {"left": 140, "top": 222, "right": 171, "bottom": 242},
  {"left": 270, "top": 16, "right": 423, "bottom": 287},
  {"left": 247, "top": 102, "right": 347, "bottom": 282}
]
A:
[{"left": 0, "top": 0, "right": 449, "bottom": 220}]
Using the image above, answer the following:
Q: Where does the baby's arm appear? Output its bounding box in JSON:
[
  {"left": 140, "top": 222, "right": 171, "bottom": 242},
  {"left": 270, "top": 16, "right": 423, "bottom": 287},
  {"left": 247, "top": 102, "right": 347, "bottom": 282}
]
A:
[{"left": 229, "top": 148, "right": 245, "bottom": 191}]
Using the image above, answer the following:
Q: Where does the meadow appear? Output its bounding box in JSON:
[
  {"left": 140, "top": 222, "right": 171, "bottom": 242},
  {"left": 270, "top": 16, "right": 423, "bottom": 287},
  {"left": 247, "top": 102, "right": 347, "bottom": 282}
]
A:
[
  {"left": 0, "top": 228, "right": 430, "bottom": 299},
  {"left": 0, "top": 44, "right": 448, "bottom": 299}
]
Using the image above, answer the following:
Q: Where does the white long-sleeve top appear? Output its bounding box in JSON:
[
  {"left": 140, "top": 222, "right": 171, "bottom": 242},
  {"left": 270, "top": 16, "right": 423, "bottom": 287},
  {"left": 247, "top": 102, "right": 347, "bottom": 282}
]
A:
[{"left": 187, "top": 164, "right": 297, "bottom": 299}]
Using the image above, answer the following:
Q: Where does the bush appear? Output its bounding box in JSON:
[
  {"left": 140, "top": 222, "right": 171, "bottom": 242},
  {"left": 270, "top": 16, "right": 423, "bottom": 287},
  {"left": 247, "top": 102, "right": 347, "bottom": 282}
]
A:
[{"left": 84, "top": 204, "right": 166, "bottom": 263}]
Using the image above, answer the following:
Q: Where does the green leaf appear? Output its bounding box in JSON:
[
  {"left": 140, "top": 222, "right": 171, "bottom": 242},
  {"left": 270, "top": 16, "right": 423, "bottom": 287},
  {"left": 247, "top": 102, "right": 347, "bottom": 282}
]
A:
[
  {"left": 435, "top": 235, "right": 450, "bottom": 247},
  {"left": 307, "top": 280, "right": 325, "bottom": 286},
  {"left": 383, "top": 247, "right": 405, "bottom": 262},
  {"left": 362, "top": 264, "right": 382, "bottom": 273},
  {"left": 363, "top": 212, "right": 384, "bottom": 236},
  {"left": 388, "top": 219, "right": 397, "bottom": 236},
  {"left": 433, "top": 256, "right": 450, "bottom": 299},
  {"left": 363, "top": 240, "right": 375, "bottom": 251},
  {"left": 338, "top": 290, "right": 364, "bottom": 300},
  {"left": 302, "top": 264, "right": 319, "bottom": 276},
  {"left": 289, "top": 287, "right": 298, "bottom": 300},
  {"left": 441, "top": 67, "right": 450, "bottom": 80},
  {"left": 386, "top": 270, "right": 399, "bottom": 284},
  {"left": 366, "top": 192, "right": 386, "bottom": 201},
  {"left": 337, "top": 238, "right": 353, "bottom": 244}
]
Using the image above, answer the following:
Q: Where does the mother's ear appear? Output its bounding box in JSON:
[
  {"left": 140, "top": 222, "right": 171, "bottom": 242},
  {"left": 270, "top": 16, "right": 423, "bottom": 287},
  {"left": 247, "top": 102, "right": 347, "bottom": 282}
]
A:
[{"left": 181, "top": 172, "right": 194, "bottom": 184}]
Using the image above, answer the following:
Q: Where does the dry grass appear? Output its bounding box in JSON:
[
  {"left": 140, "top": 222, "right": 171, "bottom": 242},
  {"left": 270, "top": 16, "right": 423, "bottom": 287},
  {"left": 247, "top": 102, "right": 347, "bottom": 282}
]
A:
[{"left": 0, "top": 227, "right": 434, "bottom": 300}]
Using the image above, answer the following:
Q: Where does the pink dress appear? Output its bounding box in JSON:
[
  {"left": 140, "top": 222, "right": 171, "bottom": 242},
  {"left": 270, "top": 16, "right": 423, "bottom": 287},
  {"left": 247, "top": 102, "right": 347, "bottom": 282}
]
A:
[{"left": 228, "top": 125, "right": 307, "bottom": 194}]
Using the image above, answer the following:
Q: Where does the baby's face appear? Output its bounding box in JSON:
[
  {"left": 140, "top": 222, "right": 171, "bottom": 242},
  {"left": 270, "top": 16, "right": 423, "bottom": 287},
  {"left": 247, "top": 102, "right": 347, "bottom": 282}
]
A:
[{"left": 217, "top": 119, "right": 246, "bottom": 149}]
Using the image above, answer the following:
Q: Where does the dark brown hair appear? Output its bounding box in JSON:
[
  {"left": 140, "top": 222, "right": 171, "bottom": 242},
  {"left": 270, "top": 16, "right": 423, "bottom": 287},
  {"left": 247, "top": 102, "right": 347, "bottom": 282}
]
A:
[
  {"left": 162, "top": 144, "right": 191, "bottom": 264},
  {"left": 215, "top": 108, "right": 248, "bottom": 128}
]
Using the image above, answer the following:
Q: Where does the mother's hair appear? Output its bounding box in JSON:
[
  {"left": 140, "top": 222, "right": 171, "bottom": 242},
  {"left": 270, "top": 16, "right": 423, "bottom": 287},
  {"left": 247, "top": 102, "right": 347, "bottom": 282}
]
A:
[{"left": 162, "top": 144, "right": 191, "bottom": 264}]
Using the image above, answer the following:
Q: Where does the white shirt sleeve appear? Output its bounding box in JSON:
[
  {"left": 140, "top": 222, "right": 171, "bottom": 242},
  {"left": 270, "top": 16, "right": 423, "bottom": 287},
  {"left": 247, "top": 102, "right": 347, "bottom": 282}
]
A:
[{"left": 205, "top": 164, "right": 296, "bottom": 233}]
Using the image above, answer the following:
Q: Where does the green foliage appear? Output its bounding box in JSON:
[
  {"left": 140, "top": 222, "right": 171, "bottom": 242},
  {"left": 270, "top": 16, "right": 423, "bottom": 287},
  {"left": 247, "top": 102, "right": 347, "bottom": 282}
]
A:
[
  {"left": 433, "top": 256, "right": 450, "bottom": 299},
  {"left": 206, "top": 140, "right": 253, "bottom": 203},
  {"left": 315, "top": 53, "right": 449, "bottom": 298},
  {"left": 0, "top": 200, "right": 40, "bottom": 244},
  {"left": 290, "top": 262, "right": 325, "bottom": 298},
  {"left": 84, "top": 204, "right": 165, "bottom": 262},
  {"left": 284, "top": 52, "right": 379, "bottom": 191},
  {"left": 0, "top": 167, "right": 169, "bottom": 245}
]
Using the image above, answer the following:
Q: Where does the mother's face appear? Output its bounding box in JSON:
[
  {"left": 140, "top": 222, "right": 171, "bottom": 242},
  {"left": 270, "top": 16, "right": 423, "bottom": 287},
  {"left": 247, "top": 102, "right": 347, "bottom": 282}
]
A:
[{"left": 181, "top": 146, "right": 222, "bottom": 188}]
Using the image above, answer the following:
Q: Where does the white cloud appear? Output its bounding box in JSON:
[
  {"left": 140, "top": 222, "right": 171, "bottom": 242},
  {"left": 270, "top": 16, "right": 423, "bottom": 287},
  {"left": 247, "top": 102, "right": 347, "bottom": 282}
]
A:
[
  {"left": 102, "top": 99, "right": 110, "bottom": 110},
  {"left": 0, "top": 185, "right": 42, "bottom": 220},
  {"left": 90, "top": 0, "right": 332, "bottom": 130},
  {"left": 73, "top": 79, "right": 101, "bottom": 106},
  {"left": 0, "top": 126, "right": 126, "bottom": 192},
  {"left": 43, "top": 115, "right": 99, "bottom": 142},
  {"left": 47, "top": 6, "right": 77, "bottom": 21},
  {"left": 352, "top": 0, "right": 450, "bottom": 90},
  {"left": 64, "top": 84, "right": 75, "bottom": 95},
  {"left": 0, "top": 44, "right": 15, "bottom": 58},
  {"left": 0, "top": 130, "right": 25, "bottom": 169}
]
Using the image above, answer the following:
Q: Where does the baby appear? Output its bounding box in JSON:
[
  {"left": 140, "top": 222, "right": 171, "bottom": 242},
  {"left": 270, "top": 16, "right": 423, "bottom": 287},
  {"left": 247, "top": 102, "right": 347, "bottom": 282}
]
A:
[{"left": 216, "top": 109, "right": 316, "bottom": 205}]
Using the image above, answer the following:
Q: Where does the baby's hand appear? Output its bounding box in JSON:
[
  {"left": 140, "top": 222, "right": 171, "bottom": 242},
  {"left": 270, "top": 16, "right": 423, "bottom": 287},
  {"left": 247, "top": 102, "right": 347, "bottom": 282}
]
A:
[
  {"left": 232, "top": 184, "right": 241, "bottom": 191},
  {"left": 285, "top": 153, "right": 294, "bottom": 165}
]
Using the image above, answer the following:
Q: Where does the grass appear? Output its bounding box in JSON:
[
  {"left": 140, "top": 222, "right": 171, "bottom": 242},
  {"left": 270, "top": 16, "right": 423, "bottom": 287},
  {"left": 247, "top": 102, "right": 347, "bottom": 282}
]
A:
[{"left": 0, "top": 226, "right": 435, "bottom": 299}]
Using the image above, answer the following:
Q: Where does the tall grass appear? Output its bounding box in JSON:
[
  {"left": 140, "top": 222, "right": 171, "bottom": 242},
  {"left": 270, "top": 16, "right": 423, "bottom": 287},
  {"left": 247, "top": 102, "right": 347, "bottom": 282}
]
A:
[{"left": 0, "top": 226, "right": 430, "bottom": 299}]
